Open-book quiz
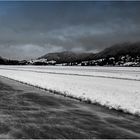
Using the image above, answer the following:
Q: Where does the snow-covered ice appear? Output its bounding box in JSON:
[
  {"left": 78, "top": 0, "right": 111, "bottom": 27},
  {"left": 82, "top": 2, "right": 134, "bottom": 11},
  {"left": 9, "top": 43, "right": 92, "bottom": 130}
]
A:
[{"left": 0, "top": 65, "right": 140, "bottom": 115}]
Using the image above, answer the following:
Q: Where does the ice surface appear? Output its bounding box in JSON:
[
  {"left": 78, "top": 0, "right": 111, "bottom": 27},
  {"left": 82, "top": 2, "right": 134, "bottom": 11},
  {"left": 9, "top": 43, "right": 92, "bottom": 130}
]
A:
[{"left": 0, "top": 65, "right": 140, "bottom": 115}]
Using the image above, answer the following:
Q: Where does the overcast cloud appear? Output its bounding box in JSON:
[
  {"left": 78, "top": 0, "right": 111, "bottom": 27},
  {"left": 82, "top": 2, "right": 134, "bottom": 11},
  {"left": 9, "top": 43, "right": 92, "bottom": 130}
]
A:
[{"left": 0, "top": 1, "right": 140, "bottom": 59}]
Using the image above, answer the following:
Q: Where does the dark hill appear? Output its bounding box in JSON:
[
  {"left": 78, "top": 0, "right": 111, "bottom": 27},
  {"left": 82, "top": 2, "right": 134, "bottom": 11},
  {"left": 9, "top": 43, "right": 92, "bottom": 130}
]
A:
[
  {"left": 94, "top": 42, "right": 140, "bottom": 59},
  {"left": 39, "top": 51, "right": 95, "bottom": 64},
  {"left": 0, "top": 56, "right": 20, "bottom": 65},
  {"left": 0, "top": 56, "right": 7, "bottom": 64}
]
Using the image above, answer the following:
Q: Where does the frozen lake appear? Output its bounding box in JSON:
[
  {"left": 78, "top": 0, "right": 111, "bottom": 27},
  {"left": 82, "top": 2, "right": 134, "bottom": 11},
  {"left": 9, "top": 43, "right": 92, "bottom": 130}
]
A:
[{"left": 0, "top": 65, "right": 140, "bottom": 115}]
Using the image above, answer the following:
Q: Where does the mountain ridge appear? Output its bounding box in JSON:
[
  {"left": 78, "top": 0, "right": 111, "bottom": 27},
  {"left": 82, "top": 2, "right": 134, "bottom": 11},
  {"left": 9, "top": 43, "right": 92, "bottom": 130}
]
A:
[
  {"left": 39, "top": 51, "right": 95, "bottom": 64},
  {"left": 38, "top": 42, "right": 140, "bottom": 66},
  {"left": 0, "top": 41, "right": 140, "bottom": 66},
  {"left": 94, "top": 42, "right": 140, "bottom": 59}
]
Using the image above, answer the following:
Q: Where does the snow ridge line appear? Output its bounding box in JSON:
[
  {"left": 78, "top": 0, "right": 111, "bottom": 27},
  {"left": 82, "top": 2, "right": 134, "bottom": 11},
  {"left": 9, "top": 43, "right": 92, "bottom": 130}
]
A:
[
  {"left": 0, "top": 67, "right": 139, "bottom": 82},
  {"left": 0, "top": 75, "right": 139, "bottom": 117}
]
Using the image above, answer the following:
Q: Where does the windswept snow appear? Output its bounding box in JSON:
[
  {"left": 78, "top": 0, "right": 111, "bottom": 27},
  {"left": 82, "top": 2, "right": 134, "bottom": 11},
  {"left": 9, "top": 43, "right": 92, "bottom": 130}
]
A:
[{"left": 0, "top": 65, "right": 140, "bottom": 115}]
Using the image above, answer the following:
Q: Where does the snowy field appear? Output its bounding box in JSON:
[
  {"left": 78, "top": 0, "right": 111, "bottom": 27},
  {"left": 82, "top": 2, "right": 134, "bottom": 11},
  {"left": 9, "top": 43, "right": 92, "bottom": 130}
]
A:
[{"left": 0, "top": 65, "right": 140, "bottom": 115}]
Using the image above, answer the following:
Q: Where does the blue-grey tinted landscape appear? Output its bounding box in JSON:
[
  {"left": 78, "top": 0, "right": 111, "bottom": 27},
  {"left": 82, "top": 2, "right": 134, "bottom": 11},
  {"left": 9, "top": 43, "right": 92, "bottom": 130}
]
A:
[{"left": 0, "top": 1, "right": 140, "bottom": 139}]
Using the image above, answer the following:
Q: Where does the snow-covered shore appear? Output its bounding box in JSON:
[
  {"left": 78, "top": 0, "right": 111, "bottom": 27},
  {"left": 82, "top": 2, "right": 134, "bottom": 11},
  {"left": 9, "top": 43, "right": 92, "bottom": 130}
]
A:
[{"left": 0, "top": 65, "right": 140, "bottom": 115}]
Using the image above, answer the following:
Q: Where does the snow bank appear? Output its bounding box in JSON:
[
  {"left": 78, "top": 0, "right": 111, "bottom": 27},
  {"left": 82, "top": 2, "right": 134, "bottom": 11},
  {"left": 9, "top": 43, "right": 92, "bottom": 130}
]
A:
[{"left": 0, "top": 66, "right": 140, "bottom": 115}]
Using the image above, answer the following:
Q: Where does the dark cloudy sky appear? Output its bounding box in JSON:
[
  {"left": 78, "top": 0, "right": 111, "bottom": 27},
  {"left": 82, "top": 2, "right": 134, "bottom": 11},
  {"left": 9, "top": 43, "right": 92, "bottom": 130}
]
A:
[{"left": 0, "top": 1, "right": 140, "bottom": 59}]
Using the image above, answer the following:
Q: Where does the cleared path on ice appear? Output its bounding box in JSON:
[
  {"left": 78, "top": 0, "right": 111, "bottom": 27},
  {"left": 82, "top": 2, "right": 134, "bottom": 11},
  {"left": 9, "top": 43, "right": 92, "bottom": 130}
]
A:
[
  {"left": 1, "top": 76, "right": 140, "bottom": 138},
  {"left": 0, "top": 66, "right": 140, "bottom": 115}
]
